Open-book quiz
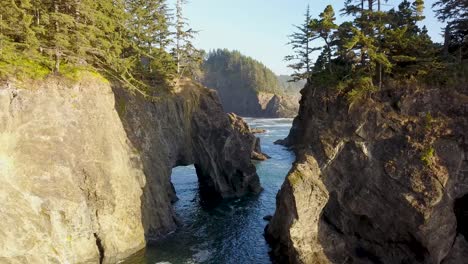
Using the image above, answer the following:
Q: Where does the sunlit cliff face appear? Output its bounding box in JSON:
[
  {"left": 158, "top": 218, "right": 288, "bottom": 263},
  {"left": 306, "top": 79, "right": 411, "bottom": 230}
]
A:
[
  {"left": 0, "top": 133, "right": 15, "bottom": 175},
  {"left": 0, "top": 154, "right": 13, "bottom": 174}
]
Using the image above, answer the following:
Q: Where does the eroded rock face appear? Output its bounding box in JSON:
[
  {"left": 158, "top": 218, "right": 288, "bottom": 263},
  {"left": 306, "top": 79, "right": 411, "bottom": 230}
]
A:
[
  {"left": 226, "top": 113, "right": 270, "bottom": 161},
  {"left": 261, "top": 93, "right": 300, "bottom": 118},
  {"left": 206, "top": 88, "right": 300, "bottom": 118},
  {"left": 266, "top": 82, "right": 468, "bottom": 264},
  {"left": 0, "top": 77, "right": 261, "bottom": 263}
]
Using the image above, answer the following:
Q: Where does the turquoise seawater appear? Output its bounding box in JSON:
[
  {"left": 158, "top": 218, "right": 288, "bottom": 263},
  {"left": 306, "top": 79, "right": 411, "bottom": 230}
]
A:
[{"left": 124, "top": 118, "right": 295, "bottom": 264}]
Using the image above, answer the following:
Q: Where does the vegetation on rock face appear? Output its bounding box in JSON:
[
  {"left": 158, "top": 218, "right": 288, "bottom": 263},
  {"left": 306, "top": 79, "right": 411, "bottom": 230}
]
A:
[
  {"left": 0, "top": 0, "right": 201, "bottom": 95},
  {"left": 287, "top": 0, "right": 467, "bottom": 103}
]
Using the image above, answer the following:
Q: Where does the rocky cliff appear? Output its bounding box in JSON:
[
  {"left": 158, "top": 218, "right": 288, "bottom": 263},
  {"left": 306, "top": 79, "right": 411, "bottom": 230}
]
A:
[
  {"left": 204, "top": 87, "right": 299, "bottom": 118},
  {"left": 258, "top": 92, "right": 300, "bottom": 118},
  {"left": 266, "top": 82, "right": 468, "bottom": 263},
  {"left": 201, "top": 49, "right": 300, "bottom": 118},
  {"left": 0, "top": 76, "right": 261, "bottom": 263}
]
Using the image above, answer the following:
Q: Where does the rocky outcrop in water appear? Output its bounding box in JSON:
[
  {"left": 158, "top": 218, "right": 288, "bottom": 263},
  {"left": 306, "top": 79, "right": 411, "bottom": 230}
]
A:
[
  {"left": 202, "top": 88, "right": 300, "bottom": 118},
  {"left": 266, "top": 82, "right": 468, "bottom": 263},
  {"left": 226, "top": 113, "right": 270, "bottom": 161},
  {"left": 260, "top": 93, "right": 300, "bottom": 118},
  {"left": 0, "top": 76, "right": 261, "bottom": 263}
]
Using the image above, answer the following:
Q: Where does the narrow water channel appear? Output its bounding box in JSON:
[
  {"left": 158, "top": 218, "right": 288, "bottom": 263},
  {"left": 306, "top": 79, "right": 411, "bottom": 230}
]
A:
[{"left": 124, "top": 118, "right": 295, "bottom": 264}]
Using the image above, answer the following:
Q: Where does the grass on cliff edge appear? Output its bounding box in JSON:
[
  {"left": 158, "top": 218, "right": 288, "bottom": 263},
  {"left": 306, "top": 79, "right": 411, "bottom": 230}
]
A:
[
  {"left": 0, "top": 57, "right": 107, "bottom": 87},
  {"left": 0, "top": 57, "right": 199, "bottom": 110},
  {"left": 0, "top": 58, "right": 180, "bottom": 100}
]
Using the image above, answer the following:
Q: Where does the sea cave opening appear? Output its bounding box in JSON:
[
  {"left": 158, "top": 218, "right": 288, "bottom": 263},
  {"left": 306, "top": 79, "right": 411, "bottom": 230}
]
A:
[{"left": 170, "top": 164, "right": 222, "bottom": 210}]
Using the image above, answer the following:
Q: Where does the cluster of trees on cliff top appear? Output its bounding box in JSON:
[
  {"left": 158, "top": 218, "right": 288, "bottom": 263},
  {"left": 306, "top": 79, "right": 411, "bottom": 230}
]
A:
[
  {"left": 0, "top": 0, "right": 202, "bottom": 95},
  {"left": 202, "top": 49, "right": 285, "bottom": 95},
  {"left": 287, "top": 0, "right": 467, "bottom": 102}
]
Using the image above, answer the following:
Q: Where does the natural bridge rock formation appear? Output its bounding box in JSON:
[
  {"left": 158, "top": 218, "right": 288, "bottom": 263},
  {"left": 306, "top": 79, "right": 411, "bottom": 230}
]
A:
[
  {"left": 0, "top": 76, "right": 261, "bottom": 263},
  {"left": 266, "top": 82, "right": 468, "bottom": 264}
]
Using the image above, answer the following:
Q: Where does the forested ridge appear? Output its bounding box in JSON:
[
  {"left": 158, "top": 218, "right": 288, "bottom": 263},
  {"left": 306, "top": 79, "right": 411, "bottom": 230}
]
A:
[
  {"left": 203, "top": 49, "right": 284, "bottom": 95},
  {"left": 0, "top": 0, "right": 200, "bottom": 95},
  {"left": 201, "top": 49, "right": 300, "bottom": 117},
  {"left": 286, "top": 0, "right": 467, "bottom": 103}
]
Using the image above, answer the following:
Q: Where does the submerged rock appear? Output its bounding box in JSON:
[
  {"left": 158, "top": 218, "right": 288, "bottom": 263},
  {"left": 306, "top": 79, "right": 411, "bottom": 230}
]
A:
[
  {"left": 266, "top": 82, "right": 468, "bottom": 264},
  {"left": 251, "top": 128, "right": 267, "bottom": 134},
  {"left": 0, "top": 76, "right": 261, "bottom": 263},
  {"left": 251, "top": 137, "right": 271, "bottom": 161}
]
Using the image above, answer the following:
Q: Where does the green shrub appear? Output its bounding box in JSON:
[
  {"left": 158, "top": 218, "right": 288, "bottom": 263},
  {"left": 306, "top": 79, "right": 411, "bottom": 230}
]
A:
[{"left": 421, "top": 146, "right": 435, "bottom": 166}]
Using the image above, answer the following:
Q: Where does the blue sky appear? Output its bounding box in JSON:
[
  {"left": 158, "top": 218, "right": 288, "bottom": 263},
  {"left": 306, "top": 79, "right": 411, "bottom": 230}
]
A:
[{"left": 172, "top": 0, "right": 446, "bottom": 75}]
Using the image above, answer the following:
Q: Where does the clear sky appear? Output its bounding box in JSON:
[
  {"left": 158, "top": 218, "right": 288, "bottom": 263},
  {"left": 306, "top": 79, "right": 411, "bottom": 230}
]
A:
[{"left": 171, "top": 0, "right": 446, "bottom": 75}]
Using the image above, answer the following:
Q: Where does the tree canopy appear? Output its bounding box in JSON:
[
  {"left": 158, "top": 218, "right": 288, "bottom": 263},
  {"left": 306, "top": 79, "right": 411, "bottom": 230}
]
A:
[
  {"left": 0, "top": 0, "right": 200, "bottom": 94},
  {"left": 203, "top": 49, "right": 283, "bottom": 95},
  {"left": 287, "top": 0, "right": 466, "bottom": 103}
]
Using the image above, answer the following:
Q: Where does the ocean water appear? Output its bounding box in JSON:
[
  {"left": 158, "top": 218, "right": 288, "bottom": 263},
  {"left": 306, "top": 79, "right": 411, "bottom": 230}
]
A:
[{"left": 123, "top": 118, "right": 295, "bottom": 264}]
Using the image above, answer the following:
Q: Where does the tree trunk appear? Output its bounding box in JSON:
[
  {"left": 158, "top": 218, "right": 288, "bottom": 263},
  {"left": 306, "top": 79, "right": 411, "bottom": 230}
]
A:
[
  {"left": 379, "top": 63, "right": 382, "bottom": 89},
  {"left": 324, "top": 40, "right": 332, "bottom": 73},
  {"left": 54, "top": 0, "right": 60, "bottom": 73},
  {"left": 55, "top": 50, "right": 61, "bottom": 73},
  {"left": 443, "top": 24, "right": 450, "bottom": 58}
]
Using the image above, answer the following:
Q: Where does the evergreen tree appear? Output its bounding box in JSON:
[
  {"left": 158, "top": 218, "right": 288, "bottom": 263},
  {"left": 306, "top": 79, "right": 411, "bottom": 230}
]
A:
[
  {"left": 309, "top": 5, "right": 338, "bottom": 73},
  {"left": 290, "top": 0, "right": 443, "bottom": 103},
  {"left": 433, "top": 0, "right": 468, "bottom": 61},
  {"left": 125, "top": 0, "right": 174, "bottom": 75},
  {"left": 285, "top": 5, "right": 319, "bottom": 81},
  {"left": 0, "top": 0, "right": 182, "bottom": 88},
  {"left": 384, "top": 0, "right": 437, "bottom": 78},
  {"left": 0, "top": 0, "right": 38, "bottom": 60},
  {"left": 43, "top": 0, "right": 76, "bottom": 72},
  {"left": 86, "top": 0, "right": 130, "bottom": 73},
  {"left": 173, "top": 0, "right": 200, "bottom": 77}
]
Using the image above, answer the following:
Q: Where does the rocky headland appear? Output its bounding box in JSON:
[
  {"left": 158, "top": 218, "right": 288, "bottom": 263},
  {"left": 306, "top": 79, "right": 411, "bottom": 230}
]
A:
[
  {"left": 266, "top": 81, "right": 468, "bottom": 264},
  {"left": 202, "top": 49, "right": 300, "bottom": 118},
  {"left": 0, "top": 76, "right": 262, "bottom": 263}
]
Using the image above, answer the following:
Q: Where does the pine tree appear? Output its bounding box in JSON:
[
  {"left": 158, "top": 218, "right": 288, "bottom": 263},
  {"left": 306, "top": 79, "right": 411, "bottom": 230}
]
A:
[
  {"left": 285, "top": 5, "right": 319, "bottom": 81},
  {"left": 0, "top": 0, "right": 38, "bottom": 60},
  {"left": 173, "top": 0, "right": 200, "bottom": 77},
  {"left": 309, "top": 5, "right": 338, "bottom": 73},
  {"left": 433, "top": 0, "right": 468, "bottom": 62},
  {"left": 154, "top": 1, "right": 172, "bottom": 50},
  {"left": 85, "top": 0, "right": 130, "bottom": 72},
  {"left": 384, "top": 0, "right": 437, "bottom": 77},
  {"left": 0, "top": 0, "right": 182, "bottom": 86},
  {"left": 124, "top": 0, "right": 176, "bottom": 81},
  {"left": 38, "top": 0, "right": 76, "bottom": 72}
]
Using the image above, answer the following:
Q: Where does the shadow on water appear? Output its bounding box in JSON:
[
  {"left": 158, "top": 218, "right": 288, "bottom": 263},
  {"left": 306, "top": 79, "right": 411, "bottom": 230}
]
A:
[{"left": 123, "top": 118, "right": 295, "bottom": 264}]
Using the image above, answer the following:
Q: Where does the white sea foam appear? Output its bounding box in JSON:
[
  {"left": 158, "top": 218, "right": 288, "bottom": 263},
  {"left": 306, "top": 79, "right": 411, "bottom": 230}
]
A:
[{"left": 193, "top": 249, "right": 211, "bottom": 262}]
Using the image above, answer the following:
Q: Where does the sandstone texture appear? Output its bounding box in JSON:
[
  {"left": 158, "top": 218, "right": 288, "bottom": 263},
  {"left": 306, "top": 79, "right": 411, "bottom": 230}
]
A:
[
  {"left": 0, "top": 76, "right": 261, "bottom": 263},
  {"left": 266, "top": 82, "right": 468, "bottom": 264}
]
